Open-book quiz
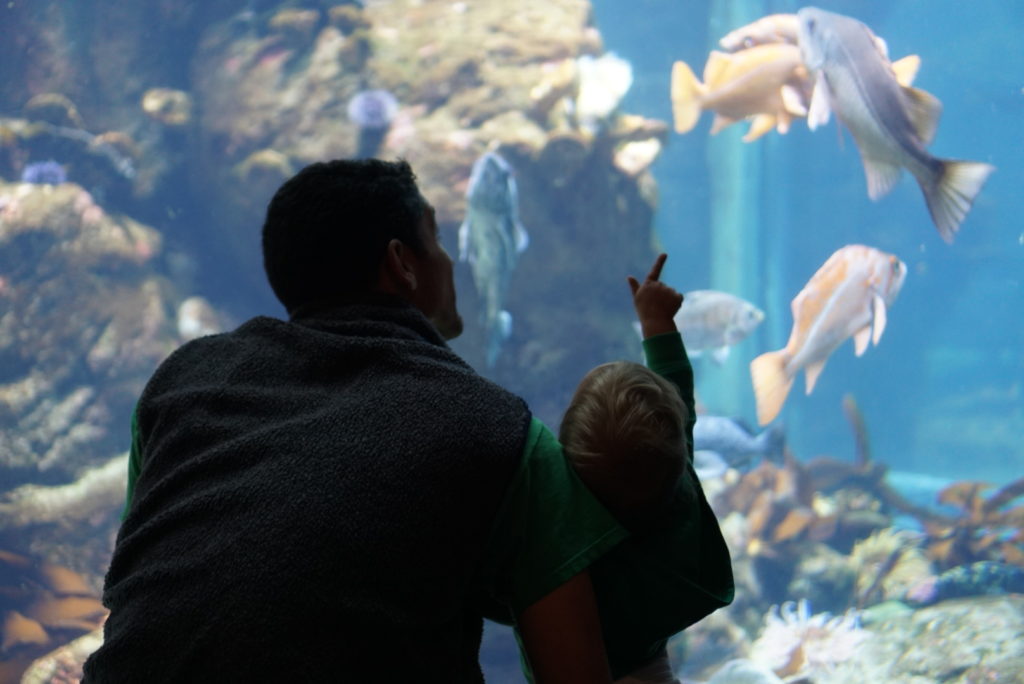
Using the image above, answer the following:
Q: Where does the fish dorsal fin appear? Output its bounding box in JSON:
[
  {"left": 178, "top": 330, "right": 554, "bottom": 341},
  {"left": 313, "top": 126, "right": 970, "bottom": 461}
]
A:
[
  {"left": 781, "top": 84, "right": 807, "bottom": 116},
  {"left": 807, "top": 73, "right": 832, "bottom": 130},
  {"left": 853, "top": 325, "right": 872, "bottom": 357},
  {"left": 703, "top": 51, "right": 731, "bottom": 87},
  {"left": 891, "top": 54, "right": 921, "bottom": 87},
  {"left": 743, "top": 113, "right": 776, "bottom": 142},
  {"left": 902, "top": 85, "right": 942, "bottom": 145},
  {"left": 872, "top": 293, "right": 888, "bottom": 345},
  {"left": 804, "top": 359, "right": 826, "bottom": 394},
  {"left": 860, "top": 152, "right": 902, "bottom": 200}
]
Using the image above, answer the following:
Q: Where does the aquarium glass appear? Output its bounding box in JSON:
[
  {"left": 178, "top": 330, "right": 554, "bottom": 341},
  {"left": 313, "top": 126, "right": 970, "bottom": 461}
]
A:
[{"left": 0, "top": 0, "right": 1020, "bottom": 681}]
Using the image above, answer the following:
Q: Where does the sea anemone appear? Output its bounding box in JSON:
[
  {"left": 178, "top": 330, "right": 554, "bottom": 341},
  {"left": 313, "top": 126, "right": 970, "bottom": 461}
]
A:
[
  {"left": 748, "top": 599, "right": 868, "bottom": 678},
  {"left": 347, "top": 90, "right": 400, "bottom": 159},
  {"left": 347, "top": 89, "right": 399, "bottom": 130},
  {"left": 20, "top": 160, "right": 68, "bottom": 185}
]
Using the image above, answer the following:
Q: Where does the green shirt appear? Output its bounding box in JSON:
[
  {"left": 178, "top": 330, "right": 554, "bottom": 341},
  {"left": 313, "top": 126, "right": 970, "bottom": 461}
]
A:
[{"left": 590, "top": 332, "right": 735, "bottom": 677}]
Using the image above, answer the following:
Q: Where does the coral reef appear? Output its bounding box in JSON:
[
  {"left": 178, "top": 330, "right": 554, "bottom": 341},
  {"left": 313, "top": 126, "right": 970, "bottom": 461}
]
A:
[
  {"left": 0, "top": 550, "right": 105, "bottom": 682},
  {"left": 825, "top": 596, "right": 1024, "bottom": 684},
  {"left": 920, "top": 477, "right": 1024, "bottom": 570},
  {"left": 849, "top": 528, "right": 935, "bottom": 607}
]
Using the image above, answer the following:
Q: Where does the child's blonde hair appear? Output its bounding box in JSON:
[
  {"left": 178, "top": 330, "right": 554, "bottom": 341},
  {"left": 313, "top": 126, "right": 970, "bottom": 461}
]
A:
[{"left": 560, "top": 361, "right": 691, "bottom": 530}]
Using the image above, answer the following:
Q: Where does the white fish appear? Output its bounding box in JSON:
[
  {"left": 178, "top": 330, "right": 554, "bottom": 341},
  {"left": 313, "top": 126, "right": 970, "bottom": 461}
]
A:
[
  {"left": 797, "top": 7, "right": 994, "bottom": 242},
  {"left": 679, "top": 290, "right": 765, "bottom": 364}
]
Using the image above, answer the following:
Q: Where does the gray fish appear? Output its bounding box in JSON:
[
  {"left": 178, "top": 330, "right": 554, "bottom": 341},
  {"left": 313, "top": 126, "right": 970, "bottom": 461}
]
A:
[
  {"left": 679, "top": 290, "right": 764, "bottom": 364},
  {"left": 634, "top": 290, "right": 764, "bottom": 364},
  {"left": 797, "top": 7, "right": 994, "bottom": 243},
  {"left": 458, "top": 152, "right": 529, "bottom": 367},
  {"left": 693, "top": 415, "right": 785, "bottom": 472}
]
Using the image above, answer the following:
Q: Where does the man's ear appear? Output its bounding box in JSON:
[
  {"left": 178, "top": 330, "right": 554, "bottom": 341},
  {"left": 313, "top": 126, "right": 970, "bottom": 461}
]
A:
[{"left": 382, "top": 238, "right": 417, "bottom": 293}]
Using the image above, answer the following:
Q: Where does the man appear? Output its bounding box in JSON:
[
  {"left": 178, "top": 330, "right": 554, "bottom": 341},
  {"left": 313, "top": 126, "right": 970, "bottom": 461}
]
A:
[{"left": 83, "top": 159, "right": 626, "bottom": 683}]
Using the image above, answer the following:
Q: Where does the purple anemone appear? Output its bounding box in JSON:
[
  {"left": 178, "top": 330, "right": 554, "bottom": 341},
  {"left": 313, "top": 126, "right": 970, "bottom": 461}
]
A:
[
  {"left": 347, "top": 89, "right": 399, "bottom": 131},
  {"left": 20, "top": 160, "right": 68, "bottom": 185}
]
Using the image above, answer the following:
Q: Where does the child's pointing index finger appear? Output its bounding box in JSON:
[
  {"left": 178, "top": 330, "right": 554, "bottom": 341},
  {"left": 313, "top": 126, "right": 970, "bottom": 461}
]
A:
[{"left": 647, "top": 253, "right": 667, "bottom": 282}]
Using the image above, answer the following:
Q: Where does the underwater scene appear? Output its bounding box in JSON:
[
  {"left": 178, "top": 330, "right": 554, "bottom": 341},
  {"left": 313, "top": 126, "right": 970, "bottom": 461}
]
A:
[{"left": 0, "top": 0, "right": 1020, "bottom": 681}]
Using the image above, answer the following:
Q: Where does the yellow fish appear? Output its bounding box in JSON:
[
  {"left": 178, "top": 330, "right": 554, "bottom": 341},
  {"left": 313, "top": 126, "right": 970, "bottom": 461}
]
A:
[
  {"left": 671, "top": 43, "right": 810, "bottom": 142},
  {"left": 671, "top": 43, "right": 921, "bottom": 144},
  {"left": 750, "top": 245, "right": 906, "bottom": 425}
]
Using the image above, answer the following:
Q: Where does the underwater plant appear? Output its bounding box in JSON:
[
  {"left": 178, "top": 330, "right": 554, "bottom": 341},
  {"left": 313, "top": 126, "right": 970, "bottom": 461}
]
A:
[
  {"left": 850, "top": 528, "right": 935, "bottom": 607},
  {"left": 20, "top": 160, "right": 67, "bottom": 185},
  {"left": 748, "top": 599, "right": 868, "bottom": 679},
  {"left": 919, "top": 477, "right": 1024, "bottom": 570},
  {"left": 347, "top": 89, "right": 400, "bottom": 158}
]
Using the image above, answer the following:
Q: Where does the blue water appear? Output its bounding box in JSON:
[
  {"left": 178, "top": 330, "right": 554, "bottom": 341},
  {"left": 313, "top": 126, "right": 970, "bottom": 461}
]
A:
[
  {"left": 595, "top": 0, "right": 1022, "bottom": 484},
  {"left": 1, "top": 0, "right": 1021, "bottom": 681}
]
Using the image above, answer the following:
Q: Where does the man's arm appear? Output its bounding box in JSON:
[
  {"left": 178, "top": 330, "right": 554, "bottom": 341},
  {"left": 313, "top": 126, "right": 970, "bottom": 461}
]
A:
[{"left": 517, "top": 570, "right": 613, "bottom": 684}]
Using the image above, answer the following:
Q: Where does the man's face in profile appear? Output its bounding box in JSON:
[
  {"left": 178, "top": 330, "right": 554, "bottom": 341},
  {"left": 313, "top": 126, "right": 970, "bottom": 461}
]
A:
[{"left": 409, "top": 203, "right": 463, "bottom": 340}]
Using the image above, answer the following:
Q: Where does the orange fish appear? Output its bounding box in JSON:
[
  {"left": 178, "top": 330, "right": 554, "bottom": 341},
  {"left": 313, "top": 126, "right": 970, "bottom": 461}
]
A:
[
  {"left": 750, "top": 245, "right": 906, "bottom": 425},
  {"left": 671, "top": 43, "right": 811, "bottom": 142}
]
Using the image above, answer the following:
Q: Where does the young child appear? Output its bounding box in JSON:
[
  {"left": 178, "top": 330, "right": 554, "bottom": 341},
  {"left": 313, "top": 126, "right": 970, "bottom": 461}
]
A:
[{"left": 559, "top": 253, "right": 734, "bottom": 683}]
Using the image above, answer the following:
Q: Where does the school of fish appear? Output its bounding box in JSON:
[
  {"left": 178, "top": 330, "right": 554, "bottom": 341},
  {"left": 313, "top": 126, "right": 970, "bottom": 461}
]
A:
[
  {"left": 666, "top": 7, "right": 992, "bottom": 426},
  {"left": 671, "top": 6, "right": 993, "bottom": 241},
  {"left": 449, "top": 7, "right": 992, "bottom": 430}
]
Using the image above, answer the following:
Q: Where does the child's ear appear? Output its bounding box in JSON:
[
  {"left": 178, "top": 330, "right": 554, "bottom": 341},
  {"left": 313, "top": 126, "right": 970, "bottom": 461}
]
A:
[{"left": 382, "top": 238, "right": 417, "bottom": 293}]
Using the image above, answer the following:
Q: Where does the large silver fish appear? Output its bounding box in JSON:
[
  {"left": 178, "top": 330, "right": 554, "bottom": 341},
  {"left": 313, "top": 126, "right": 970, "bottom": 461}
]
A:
[
  {"left": 458, "top": 152, "right": 529, "bottom": 368},
  {"left": 796, "top": 7, "right": 994, "bottom": 243}
]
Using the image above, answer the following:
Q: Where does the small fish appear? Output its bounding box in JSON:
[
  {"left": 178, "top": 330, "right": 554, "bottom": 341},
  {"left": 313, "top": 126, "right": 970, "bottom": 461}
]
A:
[
  {"left": 750, "top": 245, "right": 906, "bottom": 425},
  {"left": 719, "top": 13, "right": 800, "bottom": 52},
  {"left": 458, "top": 152, "right": 529, "bottom": 368},
  {"left": 797, "top": 7, "right": 995, "bottom": 242},
  {"left": 642, "top": 290, "right": 763, "bottom": 364},
  {"left": 671, "top": 43, "right": 811, "bottom": 142},
  {"left": 694, "top": 415, "right": 785, "bottom": 472}
]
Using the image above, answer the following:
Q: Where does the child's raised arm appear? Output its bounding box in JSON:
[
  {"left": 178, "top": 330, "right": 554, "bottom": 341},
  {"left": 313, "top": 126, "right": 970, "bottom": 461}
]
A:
[{"left": 627, "top": 253, "right": 684, "bottom": 339}]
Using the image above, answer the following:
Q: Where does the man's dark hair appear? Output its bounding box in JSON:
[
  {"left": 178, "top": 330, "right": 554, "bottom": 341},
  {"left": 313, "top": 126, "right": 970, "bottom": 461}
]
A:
[{"left": 262, "top": 158, "right": 427, "bottom": 313}]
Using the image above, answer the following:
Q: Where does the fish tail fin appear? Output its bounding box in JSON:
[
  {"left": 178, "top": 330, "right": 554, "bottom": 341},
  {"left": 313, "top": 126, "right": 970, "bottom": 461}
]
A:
[
  {"left": 750, "top": 350, "right": 793, "bottom": 426},
  {"left": 919, "top": 159, "right": 995, "bottom": 243},
  {"left": 670, "top": 60, "right": 705, "bottom": 134}
]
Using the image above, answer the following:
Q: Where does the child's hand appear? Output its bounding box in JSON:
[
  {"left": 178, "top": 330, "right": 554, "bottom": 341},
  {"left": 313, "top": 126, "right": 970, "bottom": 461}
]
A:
[{"left": 628, "top": 253, "right": 684, "bottom": 339}]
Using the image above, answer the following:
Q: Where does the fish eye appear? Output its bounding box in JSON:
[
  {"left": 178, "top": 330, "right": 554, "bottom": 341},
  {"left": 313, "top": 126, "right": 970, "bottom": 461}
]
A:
[{"left": 806, "top": 18, "right": 816, "bottom": 32}]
